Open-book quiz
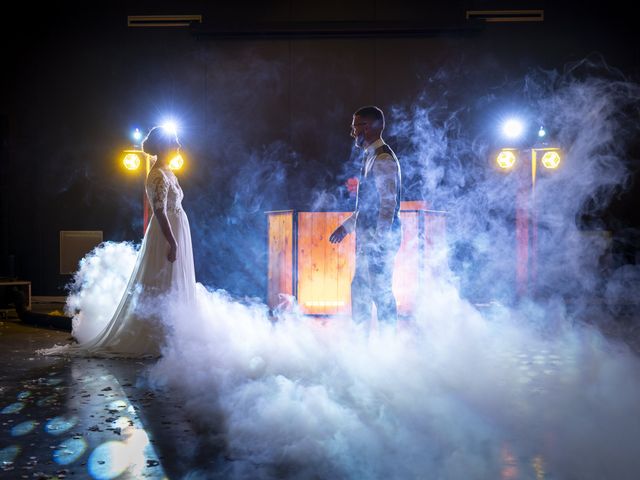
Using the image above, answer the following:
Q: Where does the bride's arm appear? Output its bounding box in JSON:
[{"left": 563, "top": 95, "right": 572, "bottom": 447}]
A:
[
  {"left": 155, "top": 211, "right": 177, "bottom": 263},
  {"left": 150, "top": 172, "right": 178, "bottom": 263}
]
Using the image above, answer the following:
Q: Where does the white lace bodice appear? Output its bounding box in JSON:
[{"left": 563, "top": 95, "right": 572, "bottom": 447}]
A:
[{"left": 146, "top": 167, "right": 184, "bottom": 215}]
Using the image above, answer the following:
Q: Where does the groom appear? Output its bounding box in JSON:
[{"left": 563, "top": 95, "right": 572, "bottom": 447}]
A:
[{"left": 329, "top": 106, "right": 402, "bottom": 329}]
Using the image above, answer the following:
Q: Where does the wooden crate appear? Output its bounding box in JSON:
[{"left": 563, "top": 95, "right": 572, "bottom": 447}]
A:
[{"left": 267, "top": 202, "right": 446, "bottom": 316}]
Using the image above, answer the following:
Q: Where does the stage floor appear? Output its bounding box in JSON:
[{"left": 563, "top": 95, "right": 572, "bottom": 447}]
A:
[
  {"left": 0, "top": 320, "right": 227, "bottom": 479},
  {"left": 1, "top": 305, "right": 639, "bottom": 479}
]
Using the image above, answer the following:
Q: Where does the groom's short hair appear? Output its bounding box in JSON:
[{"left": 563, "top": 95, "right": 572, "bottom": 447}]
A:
[{"left": 354, "top": 106, "right": 385, "bottom": 131}]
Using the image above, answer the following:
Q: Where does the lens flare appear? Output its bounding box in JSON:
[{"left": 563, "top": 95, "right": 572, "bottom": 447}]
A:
[
  {"left": 161, "top": 119, "right": 178, "bottom": 136},
  {"left": 502, "top": 118, "right": 525, "bottom": 139}
]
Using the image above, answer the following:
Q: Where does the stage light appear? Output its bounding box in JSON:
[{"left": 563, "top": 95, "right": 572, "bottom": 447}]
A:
[
  {"left": 541, "top": 150, "right": 561, "bottom": 169},
  {"left": 131, "top": 128, "right": 142, "bottom": 142},
  {"left": 161, "top": 119, "right": 178, "bottom": 136},
  {"left": 496, "top": 149, "right": 517, "bottom": 169},
  {"left": 502, "top": 118, "right": 524, "bottom": 140},
  {"left": 122, "top": 150, "right": 143, "bottom": 171},
  {"left": 538, "top": 126, "right": 546, "bottom": 138},
  {"left": 169, "top": 153, "right": 184, "bottom": 171}
]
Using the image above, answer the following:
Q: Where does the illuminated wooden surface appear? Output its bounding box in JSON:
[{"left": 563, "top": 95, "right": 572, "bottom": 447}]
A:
[
  {"left": 267, "top": 204, "right": 447, "bottom": 316},
  {"left": 424, "top": 212, "right": 448, "bottom": 283},
  {"left": 267, "top": 211, "right": 294, "bottom": 310},
  {"left": 297, "top": 212, "right": 355, "bottom": 315},
  {"left": 393, "top": 210, "right": 421, "bottom": 315}
]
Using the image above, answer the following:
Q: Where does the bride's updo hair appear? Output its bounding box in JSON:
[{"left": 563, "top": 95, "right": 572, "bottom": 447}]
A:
[{"left": 142, "top": 126, "right": 181, "bottom": 156}]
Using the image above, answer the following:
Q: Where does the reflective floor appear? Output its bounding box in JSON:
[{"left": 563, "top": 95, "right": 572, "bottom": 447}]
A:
[
  {"left": 2, "top": 305, "right": 639, "bottom": 479},
  {"left": 0, "top": 319, "right": 224, "bottom": 479}
]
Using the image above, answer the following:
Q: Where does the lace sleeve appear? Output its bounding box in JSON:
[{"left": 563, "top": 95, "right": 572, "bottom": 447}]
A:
[{"left": 148, "top": 170, "right": 168, "bottom": 213}]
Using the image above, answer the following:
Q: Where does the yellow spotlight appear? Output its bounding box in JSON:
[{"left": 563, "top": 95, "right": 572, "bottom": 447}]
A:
[
  {"left": 122, "top": 150, "right": 143, "bottom": 171},
  {"left": 496, "top": 149, "right": 517, "bottom": 169},
  {"left": 169, "top": 153, "right": 184, "bottom": 171},
  {"left": 541, "top": 150, "right": 561, "bottom": 169}
]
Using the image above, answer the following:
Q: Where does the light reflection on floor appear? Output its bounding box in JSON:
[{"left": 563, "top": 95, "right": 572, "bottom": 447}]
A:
[
  {"left": 53, "top": 437, "right": 87, "bottom": 465},
  {"left": 1, "top": 402, "right": 25, "bottom": 414},
  {"left": 3, "top": 326, "right": 635, "bottom": 478},
  {"left": 0, "top": 350, "right": 565, "bottom": 479},
  {"left": 0, "top": 444, "right": 21, "bottom": 465},
  {"left": 45, "top": 415, "right": 78, "bottom": 435},
  {"left": 499, "top": 444, "right": 547, "bottom": 480},
  {"left": 491, "top": 343, "right": 585, "bottom": 480},
  {"left": 1, "top": 360, "right": 168, "bottom": 479},
  {"left": 10, "top": 419, "right": 37, "bottom": 436}
]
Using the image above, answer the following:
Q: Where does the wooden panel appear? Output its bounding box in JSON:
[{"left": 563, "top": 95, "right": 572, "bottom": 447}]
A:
[
  {"left": 267, "top": 211, "right": 294, "bottom": 310},
  {"left": 267, "top": 208, "right": 447, "bottom": 317},
  {"left": 393, "top": 211, "right": 421, "bottom": 315},
  {"left": 335, "top": 215, "right": 355, "bottom": 316},
  {"left": 297, "top": 212, "right": 313, "bottom": 312},
  {"left": 424, "top": 212, "right": 448, "bottom": 282},
  {"left": 297, "top": 212, "right": 354, "bottom": 315},
  {"left": 400, "top": 200, "right": 428, "bottom": 211},
  {"left": 394, "top": 202, "right": 427, "bottom": 315}
]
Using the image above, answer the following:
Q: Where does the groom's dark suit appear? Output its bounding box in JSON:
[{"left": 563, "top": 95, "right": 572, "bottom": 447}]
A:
[{"left": 347, "top": 139, "right": 402, "bottom": 325}]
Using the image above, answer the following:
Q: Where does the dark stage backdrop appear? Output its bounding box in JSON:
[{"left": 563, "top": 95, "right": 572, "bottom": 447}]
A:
[{"left": 1, "top": 2, "right": 638, "bottom": 298}]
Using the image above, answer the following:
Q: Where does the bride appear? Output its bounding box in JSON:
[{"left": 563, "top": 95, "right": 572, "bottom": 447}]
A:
[{"left": 41, "top": 126, "right": 196, "bottom": 357}]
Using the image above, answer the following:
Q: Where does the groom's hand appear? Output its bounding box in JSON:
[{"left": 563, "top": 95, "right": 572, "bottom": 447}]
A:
[{"left": 329, "top": 225, "right": 348, "bottom": 244}]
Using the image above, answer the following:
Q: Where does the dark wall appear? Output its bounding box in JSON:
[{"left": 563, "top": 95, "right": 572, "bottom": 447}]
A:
[{"left": 2, "top": 2, "right": 638, "bottom": 298}]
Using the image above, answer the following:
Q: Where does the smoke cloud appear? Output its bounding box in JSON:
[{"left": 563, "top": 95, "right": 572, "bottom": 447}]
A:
[{"left": 64, "top": 59, "right": 640, "bottom": 478}]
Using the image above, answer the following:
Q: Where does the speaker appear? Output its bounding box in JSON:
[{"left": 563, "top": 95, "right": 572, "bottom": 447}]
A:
[{"left": 59, "top": 231, "right": 103, "bottom": 275}]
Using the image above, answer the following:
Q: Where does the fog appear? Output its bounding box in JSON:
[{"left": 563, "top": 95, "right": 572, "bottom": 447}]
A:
[{"left": 63, "top": 59, "right": 640, "bottom": 479}]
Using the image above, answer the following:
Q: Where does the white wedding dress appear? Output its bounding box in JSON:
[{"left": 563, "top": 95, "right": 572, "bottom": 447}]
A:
[{"left": 41, "top": 165, "right": 196, "bottom": 358}]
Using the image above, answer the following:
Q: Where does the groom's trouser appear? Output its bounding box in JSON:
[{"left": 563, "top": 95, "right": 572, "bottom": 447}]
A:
[{"left": 350, "top": 228, "right": 402, "bottom": 325}]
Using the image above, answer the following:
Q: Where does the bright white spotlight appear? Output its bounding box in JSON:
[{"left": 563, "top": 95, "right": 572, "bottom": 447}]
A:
[
  {"left": 161, "top": 119, "right": 178, "bottom": 136},
  {"left": 502, "top": 118, "right": 524, "bottom": 140},
  {"left": 538, "top": 126, "right": 546, "bottom": 138},
  {"left": 132, "top": 128, "right": 142, "bottom": 142}
]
